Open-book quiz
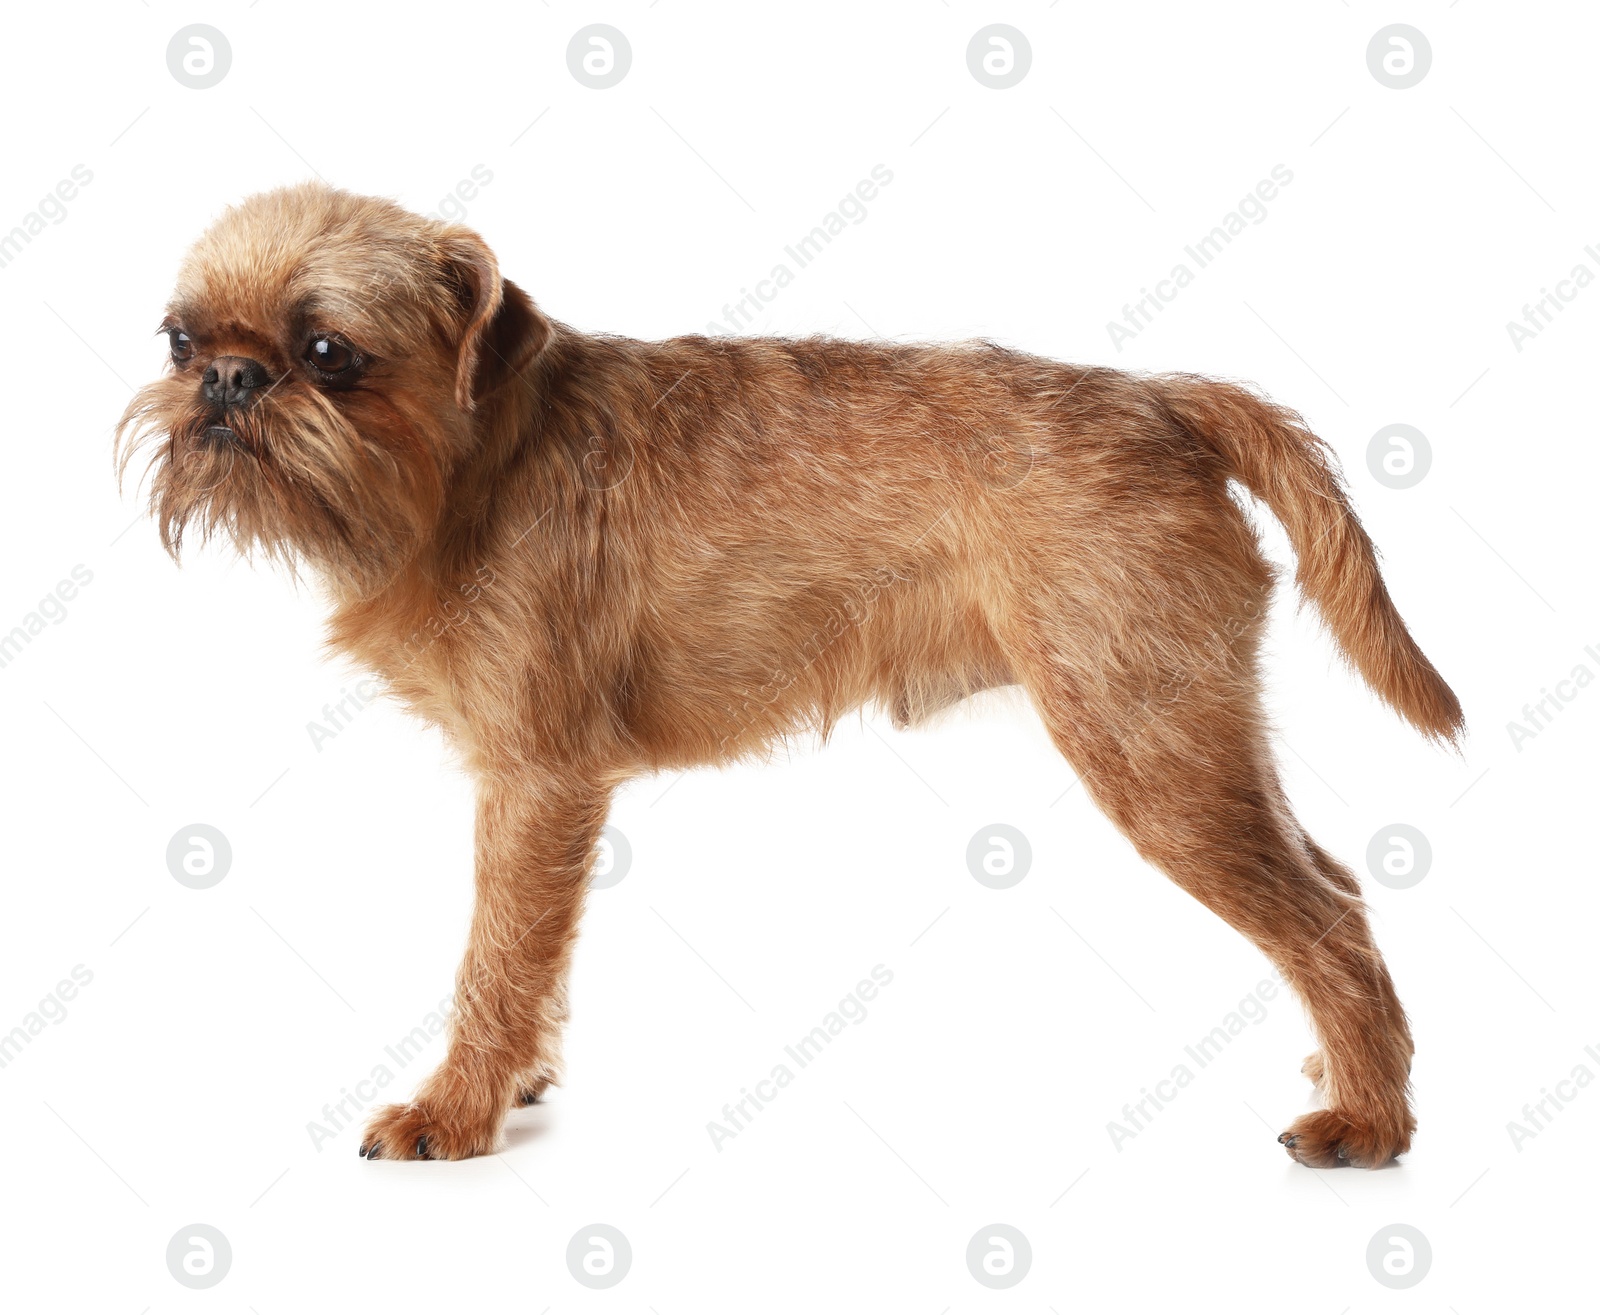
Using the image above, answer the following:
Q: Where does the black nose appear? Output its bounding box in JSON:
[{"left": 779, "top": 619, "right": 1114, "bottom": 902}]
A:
[{"left": 201, "top": 356, "right": 271, "bottom": 409}]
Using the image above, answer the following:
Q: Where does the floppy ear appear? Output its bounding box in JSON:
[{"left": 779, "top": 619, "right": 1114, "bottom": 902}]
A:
[{"left": 438, "top": 228, "right": 552, "bottom": 411}]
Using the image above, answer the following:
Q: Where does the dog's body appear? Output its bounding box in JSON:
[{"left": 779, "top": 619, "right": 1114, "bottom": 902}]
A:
[{"left": 120, "top": 183, "right": 1462, "bottom": 1167}]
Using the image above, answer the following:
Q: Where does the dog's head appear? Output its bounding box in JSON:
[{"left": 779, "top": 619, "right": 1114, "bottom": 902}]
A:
[{"left": 117, "top": 182, "right": 549, "bottom": 594}]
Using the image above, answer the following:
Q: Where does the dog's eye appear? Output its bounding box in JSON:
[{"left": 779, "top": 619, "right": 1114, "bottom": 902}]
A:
[
  {"left": 169, "top": 329, "right": 194, "bottom": 362},
  {"left": 306, "top": 335, "right": 357, "bottom": 374}
]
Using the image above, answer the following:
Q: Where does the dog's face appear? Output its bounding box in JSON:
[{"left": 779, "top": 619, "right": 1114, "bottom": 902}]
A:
[{"left": 118, "top": 182, "right": 547, "bottom": 594}]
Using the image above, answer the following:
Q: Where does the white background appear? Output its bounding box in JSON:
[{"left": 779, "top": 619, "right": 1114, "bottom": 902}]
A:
[{"left": 1, "top": 2, "right": 1595, "bottom": 1310}]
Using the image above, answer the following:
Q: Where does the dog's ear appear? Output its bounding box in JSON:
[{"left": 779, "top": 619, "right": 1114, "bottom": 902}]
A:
[{"left": 437, "top": 228, "right": 551, "bottom": 411}]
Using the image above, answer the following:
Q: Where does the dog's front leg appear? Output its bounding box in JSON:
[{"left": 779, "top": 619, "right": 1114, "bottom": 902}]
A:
[{"left": 360, "top": 772, "right": 611, "bottom": 1160}]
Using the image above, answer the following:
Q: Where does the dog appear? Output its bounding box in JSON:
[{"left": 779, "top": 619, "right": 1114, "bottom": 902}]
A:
[{"left": 118, "top": 182, "right": 1463, "bottom": 1166}]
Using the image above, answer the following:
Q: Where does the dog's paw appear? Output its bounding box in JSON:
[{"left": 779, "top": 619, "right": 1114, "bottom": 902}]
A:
[
  {"left": 1276, "top": 1108, "right": 1411, "bottom": 1169},
  {"left": 1301, "top": 1050, "right": 1326, "bottom": 1088},
  {"left": 359, "top": 1098, "right": 502, "bottom": 1161},
  {"left": 510, "top": 1067, "right": 557, "bottom": 1108}
]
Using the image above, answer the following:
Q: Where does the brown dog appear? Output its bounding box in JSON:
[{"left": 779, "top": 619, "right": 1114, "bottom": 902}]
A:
[{"left": 118, "top": 182, "right": 1462, "bottom": 1167}]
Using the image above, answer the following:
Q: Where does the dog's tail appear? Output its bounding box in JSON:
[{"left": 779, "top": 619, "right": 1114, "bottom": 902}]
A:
[{"left": 1154, "top": 374, "right": 1463, "bottom": 746}]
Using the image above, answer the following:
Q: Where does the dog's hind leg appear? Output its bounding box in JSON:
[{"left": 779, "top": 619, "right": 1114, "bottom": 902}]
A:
[
  {"left": 1001, "top": 602, "right": 1415, "bottom": 1167},
  {"left": 1291, "top": 823, "right": 1374, "bottom": 1095}
]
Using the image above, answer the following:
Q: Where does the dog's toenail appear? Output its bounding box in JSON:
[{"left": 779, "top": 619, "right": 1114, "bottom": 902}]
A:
[
  {"left": 358, "top": 1143, "right": 368, "bottom": 1157},
  {"left": 1337, "top": 1145, "right": 1348, "bottom": 1159},
  {"left": 416, "top": 1137, "right": 429, "bottom": 1158},
  {"left": 1277, "top": 1132, "right": 1298, "bottom": 1146}
]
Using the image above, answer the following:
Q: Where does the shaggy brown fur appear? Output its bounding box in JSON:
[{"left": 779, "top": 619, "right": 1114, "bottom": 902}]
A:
[{"left": 118, "top": 183, "right": 1463, "bottom": 1167}]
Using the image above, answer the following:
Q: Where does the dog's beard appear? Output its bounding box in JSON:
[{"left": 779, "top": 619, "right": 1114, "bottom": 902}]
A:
[{"left": 116, "top": 377, "right": 446, "bottom": 596}]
